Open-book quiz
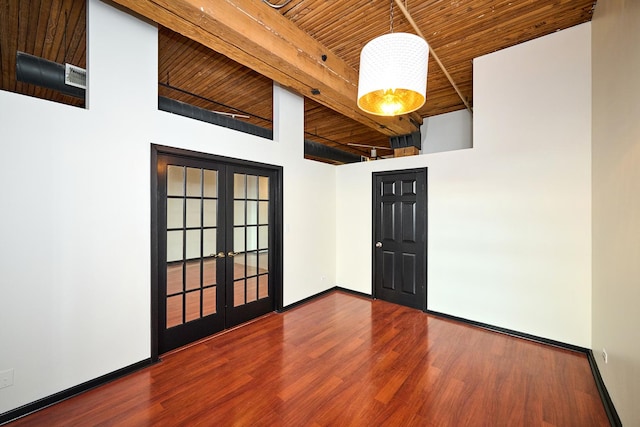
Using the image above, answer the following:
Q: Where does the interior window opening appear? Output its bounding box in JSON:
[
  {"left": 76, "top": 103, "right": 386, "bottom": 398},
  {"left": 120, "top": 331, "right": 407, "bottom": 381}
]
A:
[{"left": 157, "top": 26, "right": 274, "bottom": 141}]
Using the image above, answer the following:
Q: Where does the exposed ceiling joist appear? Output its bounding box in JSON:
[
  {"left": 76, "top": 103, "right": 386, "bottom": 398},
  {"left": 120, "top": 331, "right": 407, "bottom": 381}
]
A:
[{"left": 110, "top": 0, "right": 422, "bottom": 136}]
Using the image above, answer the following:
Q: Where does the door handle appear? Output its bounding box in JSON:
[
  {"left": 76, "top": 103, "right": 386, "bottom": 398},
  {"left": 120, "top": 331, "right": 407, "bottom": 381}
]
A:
[
  {"left": 375, "top": 242, "right": 382, "bottom": 248},
  {"left": 227, "top": 251, "right": 237, "bottom": 258},
  {"left": 213, "top": 252, "right": 226, "bottom": 258}
]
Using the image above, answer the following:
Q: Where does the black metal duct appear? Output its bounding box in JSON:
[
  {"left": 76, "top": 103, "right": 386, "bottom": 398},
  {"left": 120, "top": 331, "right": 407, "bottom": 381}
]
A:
[
  {"left": 390, "top": 131, "right": 422, "bottom": 150},
  {"left": 304, "top": 139, "right": 362, "bottom": 164},
  {"left": 15, "top": 51, "right": 86, "bottom": 99},
  {"left": 158, "top": 96, "right": 273, "bottom": 140}
]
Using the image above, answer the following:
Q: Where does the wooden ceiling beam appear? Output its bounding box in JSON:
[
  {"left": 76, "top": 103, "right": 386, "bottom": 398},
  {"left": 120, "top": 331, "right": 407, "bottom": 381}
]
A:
[{"left": 110, "top": 0, "right": 421, "bottom": 136}]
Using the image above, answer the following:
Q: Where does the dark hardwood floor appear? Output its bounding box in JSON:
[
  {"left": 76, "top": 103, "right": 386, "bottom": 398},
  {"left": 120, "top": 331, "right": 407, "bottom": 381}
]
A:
[{"left": 8, "top": 291, "right": 608, "bottom": 426}]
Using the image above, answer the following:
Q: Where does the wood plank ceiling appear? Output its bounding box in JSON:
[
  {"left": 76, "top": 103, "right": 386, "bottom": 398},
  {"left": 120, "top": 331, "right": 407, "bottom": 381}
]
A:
[{"left": 1, "top": 0, "right": 596, "bottom": 163}]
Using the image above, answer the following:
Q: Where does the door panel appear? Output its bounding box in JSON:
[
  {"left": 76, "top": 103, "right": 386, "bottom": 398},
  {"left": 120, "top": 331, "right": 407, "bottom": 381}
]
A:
[
  {"left": 383, "top": 251, "right": 395, "bottom": 289},
  {"left": 402, "top": 254, "right": 416, "bottom": 293},
  {"left": 382, "top": 202, "right": 395, "bottom": 240},
  {"left": 158, "top": 157, "right": 226, "bottom": 353},
  {"left": 156, "top": 154, "right": 277, "bottom": 353},
  {"left": 225, "top": 167, "right": 274, "bottom": 328},
  {"left": 373, "top": 169, "right": 427, "bottom": 311},
  {"left": 401, "top": 201, "right": 416, "bottom": 242}
]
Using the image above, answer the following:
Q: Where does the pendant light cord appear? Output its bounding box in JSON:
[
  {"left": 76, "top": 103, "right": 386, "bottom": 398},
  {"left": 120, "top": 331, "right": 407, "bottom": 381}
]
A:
[{"left": 390, "top": 0, "right": 394, "bottom": 33}]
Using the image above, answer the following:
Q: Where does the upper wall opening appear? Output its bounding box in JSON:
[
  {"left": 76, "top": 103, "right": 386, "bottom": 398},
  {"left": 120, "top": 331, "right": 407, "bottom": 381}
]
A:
[{"left": 158, "top": 26, "right": 274, "bottom": 139}]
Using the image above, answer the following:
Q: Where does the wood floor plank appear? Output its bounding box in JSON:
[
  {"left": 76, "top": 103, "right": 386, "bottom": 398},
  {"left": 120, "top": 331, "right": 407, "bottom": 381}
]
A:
[{"left": 7, "top": 291, "right": 609, "bottom": 426}]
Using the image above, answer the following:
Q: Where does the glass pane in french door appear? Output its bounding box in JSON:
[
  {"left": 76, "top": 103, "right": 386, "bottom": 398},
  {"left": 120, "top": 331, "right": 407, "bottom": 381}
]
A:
[
  {"left": 233, "top": 173, "right": 270, "bottom": 307},
  {"left": 166, "top": 165, "right": 219, "bottom": 328}
]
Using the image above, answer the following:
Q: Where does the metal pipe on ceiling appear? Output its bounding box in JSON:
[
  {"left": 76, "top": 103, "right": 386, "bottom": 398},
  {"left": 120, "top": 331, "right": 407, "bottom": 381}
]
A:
[
  {"left": 15, "top": 51, "right": 86, "bottom": 99},
  {"left": 393, "top": 0, "right": 473, "bottom": 114}
]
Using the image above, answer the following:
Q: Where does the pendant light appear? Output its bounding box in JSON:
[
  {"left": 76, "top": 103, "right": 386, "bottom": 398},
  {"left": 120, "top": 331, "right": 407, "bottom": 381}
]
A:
[{"left": 357, "top": 1, "right": 429, "bottom": 117}]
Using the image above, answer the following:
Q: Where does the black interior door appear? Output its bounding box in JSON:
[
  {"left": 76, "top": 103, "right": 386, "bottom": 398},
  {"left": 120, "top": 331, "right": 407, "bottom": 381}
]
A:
[
  {"left": 156, "top": 153, "right": 278, "bottom": 354},
  {"left": 373, "top": 169, "right": 427, "bottom": 311},
  {"left": 224, "top": 165, "right": 276, "bottom": 328}
]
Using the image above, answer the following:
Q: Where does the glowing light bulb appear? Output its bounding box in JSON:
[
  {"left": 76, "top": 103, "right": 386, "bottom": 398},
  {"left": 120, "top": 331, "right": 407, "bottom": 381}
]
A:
[{"left": 380, "top": 89, "right": 403, "bottom": 116}]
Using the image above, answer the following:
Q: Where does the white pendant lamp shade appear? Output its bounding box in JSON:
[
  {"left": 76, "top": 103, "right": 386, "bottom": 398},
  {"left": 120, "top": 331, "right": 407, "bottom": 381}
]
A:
[{"left": 357, "top": 32, "right": 429, "bottom": 116}]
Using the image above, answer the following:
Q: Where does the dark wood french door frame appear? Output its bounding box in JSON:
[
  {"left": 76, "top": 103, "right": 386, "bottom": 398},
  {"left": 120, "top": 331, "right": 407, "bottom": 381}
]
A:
[
  {"left": 150, "top": 144, "right": 283, "bottom": 361},
  {"left": 372, "top": 168, "right": 428, "bottom": 311}
]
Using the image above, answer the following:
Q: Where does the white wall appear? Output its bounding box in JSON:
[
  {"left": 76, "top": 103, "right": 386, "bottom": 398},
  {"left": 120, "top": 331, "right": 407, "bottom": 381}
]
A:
[
  {"left": 421, "top": 109, "right": 473, "bottom": 154},
  {"left": 336, "top": 23, "right": 592, "bottom": 347},
  {"left": 0, "top": 0, "right": 335, "bottom": 414},
  {"left": 592, "top": 1, "right": 640, "bottom": 425}
]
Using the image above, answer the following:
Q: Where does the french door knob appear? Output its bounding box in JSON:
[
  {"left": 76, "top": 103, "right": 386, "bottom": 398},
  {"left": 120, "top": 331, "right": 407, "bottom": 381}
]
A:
[
  {"left": 227, "top": 251, "right": 237, "bottom": 258},
  {"left": 375, "top": 242, "right": 383, "bottom": 248},
  {"left": 214, "top": 252, "right": 226, "bottom": 258}
]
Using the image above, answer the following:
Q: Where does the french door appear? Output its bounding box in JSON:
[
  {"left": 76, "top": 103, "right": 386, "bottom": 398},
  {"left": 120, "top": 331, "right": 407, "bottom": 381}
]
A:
[
  {"left": 153, "top": 148, "right": 281, "bottom": 355},
  {"left": 372, "top": 169, "right": 427, "bottom": 311}
]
